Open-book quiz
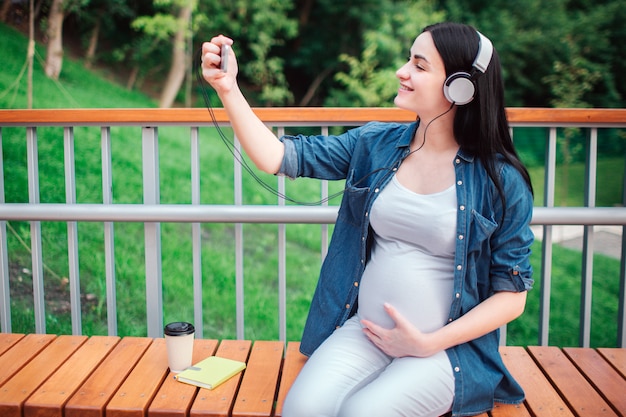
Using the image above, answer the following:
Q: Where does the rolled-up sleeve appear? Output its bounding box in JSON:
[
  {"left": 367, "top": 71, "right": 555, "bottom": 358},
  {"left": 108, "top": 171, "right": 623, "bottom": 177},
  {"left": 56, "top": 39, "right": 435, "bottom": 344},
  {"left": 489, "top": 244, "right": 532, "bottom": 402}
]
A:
[
  {"left": 489, "top": 165, "right": 535, "bottom": 293},
  {"left": 277, "top": 137, "right": 299, "bottom": 179}
]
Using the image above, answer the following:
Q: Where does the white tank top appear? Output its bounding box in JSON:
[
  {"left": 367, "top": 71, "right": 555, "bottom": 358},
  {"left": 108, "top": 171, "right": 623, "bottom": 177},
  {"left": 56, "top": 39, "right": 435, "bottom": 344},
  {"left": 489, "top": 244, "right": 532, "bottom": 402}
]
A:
[{"left": 358, "top": 175, "right": 457, "bottom": 332}]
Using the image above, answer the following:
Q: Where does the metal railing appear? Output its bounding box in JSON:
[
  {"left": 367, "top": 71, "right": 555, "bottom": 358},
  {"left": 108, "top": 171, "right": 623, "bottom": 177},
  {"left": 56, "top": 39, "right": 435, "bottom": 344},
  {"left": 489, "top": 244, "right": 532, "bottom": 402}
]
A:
[{"left": 1, "top": 107, "right": 625, "bottom": 347}]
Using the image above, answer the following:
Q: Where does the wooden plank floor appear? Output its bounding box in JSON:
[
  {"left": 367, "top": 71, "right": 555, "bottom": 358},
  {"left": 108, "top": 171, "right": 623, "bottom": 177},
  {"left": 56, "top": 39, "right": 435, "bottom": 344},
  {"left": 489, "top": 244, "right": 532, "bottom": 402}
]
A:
[{"left": 0, "top": 333, "right": 624, "bottom": 417}]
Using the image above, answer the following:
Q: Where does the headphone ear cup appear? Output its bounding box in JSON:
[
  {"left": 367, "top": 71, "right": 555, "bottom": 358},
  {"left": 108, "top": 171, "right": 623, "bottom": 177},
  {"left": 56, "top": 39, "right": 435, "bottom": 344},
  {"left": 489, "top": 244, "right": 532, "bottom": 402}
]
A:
[{"left": 443, "top": 72, "right": 475, "bottom": 105}]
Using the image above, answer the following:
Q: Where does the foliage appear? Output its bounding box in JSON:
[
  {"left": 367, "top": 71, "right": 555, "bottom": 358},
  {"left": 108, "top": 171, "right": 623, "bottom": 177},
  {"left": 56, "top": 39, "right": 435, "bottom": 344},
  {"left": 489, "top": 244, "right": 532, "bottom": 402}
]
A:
[
  {"left": 1, "top": 0, "right": 623, "bottom": 107},
  {"left": 326, "top": 0, "right": 445, "bottom": 107},
  {"left": 195, "top": 0, "right": 298, "bottom": 105}
]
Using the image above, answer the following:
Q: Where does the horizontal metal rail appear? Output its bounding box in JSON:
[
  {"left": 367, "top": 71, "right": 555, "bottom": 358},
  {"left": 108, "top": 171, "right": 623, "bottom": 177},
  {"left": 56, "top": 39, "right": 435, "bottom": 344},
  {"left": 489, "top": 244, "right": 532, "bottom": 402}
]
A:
[{"left": 1, "top": 204, "right": 626, "bottom": 225}]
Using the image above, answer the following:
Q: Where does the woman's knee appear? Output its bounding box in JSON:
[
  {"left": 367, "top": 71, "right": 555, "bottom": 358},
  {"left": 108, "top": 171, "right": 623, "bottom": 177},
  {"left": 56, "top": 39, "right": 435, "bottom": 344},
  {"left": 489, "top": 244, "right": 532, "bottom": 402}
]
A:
[{"left": 282, "top": 384, "right": 335, "bottom": 417}]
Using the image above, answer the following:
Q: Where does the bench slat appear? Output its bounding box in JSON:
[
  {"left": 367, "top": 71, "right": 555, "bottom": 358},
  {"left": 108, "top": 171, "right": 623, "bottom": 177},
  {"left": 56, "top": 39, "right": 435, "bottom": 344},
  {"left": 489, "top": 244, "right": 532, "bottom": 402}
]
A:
[
  {"left": 107, "top": 338, "right": 171, "bottom": 417},
  {"left": 23, "top": 335, "right": 119, "bottom": 417},
  {"left": 274, "top": 342, "right": 307, "bottom": 417},
  {"left": 528, "top": 346, "right": 618, "bottom": 417},
  {"left": 0, "top": 335, "right": 87, "bottom": 417},
  {"left": 491, "top": 402, "right": 532, "bottom": 417},
  {"left": 0, "top": 333, "right": 56, "bottom": 386},
  {"left": 65, "top": 336, "right": 152, "bottom": 417},
  {"left": 500, "top": 346, "right": 575, "bottom": 416},
  {"left": 563, "top": 348, "right": 626, "bottom": 417},
  {"left": 597, "top": 348, "right": 626, "bottom": 379},
  {"left": 189, "top": 339, "right": 252, "bottom": 417},
  {"left": 149, "top": 338, "right": 219, "bottom": 417},
  {"left": 232, "top": 341, "right": 283, "bottom": 417},
  {"left": 0, "top": 333, "right": 24, "bottom": 356}
]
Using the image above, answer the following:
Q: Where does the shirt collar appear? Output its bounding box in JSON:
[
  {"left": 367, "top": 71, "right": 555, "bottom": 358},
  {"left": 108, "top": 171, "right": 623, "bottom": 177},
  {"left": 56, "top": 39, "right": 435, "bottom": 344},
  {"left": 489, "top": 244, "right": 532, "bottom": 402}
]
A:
[{"left": 394, "top": 121, "right": 476, "bottom": 163}]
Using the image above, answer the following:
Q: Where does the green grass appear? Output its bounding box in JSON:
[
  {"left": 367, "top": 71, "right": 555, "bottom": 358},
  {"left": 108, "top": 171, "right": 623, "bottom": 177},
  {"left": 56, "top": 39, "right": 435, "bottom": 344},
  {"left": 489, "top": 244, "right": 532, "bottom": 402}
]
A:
[{"left": 1, "top": 23, "right": 624, "bottom": 347}]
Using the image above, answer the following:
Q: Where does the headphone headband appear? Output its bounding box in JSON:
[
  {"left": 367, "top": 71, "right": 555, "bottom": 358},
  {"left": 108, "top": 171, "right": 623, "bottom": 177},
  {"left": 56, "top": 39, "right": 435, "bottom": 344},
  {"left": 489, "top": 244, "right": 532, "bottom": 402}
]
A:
[{"left": 473, "top": 31, "right": 493, "bottom": 74}]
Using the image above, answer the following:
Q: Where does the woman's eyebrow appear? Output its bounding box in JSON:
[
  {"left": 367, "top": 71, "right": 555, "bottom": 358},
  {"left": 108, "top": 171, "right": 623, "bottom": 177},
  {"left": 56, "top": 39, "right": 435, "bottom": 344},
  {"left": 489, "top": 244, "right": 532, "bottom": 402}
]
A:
[{"left": 412, "top": 53, "right": 429, "bottom": 63}]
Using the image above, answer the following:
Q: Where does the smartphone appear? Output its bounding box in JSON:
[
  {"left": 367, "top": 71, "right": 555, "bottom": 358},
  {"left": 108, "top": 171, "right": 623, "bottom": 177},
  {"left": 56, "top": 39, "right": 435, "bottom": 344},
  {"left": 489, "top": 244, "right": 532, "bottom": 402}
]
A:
[{"left": 221, "top": 45, "right": 229, "bottom": 72}]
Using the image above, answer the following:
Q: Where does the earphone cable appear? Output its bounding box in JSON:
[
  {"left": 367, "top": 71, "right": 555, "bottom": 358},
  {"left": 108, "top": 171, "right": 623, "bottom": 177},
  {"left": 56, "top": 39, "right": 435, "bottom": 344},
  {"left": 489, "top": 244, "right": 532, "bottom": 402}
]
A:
[
  {"left": 194, "top": 48, "right": 454, "bottom": 206},
  {"left": 195, "top": 49, "right": 348, "bottom": 205}
]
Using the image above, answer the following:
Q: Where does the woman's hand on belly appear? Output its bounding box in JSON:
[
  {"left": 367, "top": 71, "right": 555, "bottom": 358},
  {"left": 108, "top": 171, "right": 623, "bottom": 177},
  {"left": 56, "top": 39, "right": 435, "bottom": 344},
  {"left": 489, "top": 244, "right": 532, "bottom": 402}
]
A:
[{"left": 360, "top": 303, "right": 441, "bottom": 358}]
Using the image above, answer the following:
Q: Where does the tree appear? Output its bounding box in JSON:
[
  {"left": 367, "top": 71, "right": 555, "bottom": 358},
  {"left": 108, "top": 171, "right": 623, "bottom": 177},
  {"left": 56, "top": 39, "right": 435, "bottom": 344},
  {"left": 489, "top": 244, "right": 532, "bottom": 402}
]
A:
[
  {"left": 326, "top": 0, "right": 445, "bottom": 107},
  {"left": 79, "top": 0, "right": 133, "bottom": 69},
  {"left": 44, "top": 0, "right": 65, "bottom": 79},
  {"left": 0, "top": 0, "right": 11, "bottom": 22},
  {"left": 158, "top": 0, "right": 195, "bottom": 108},
  {"left": 195, "top": 0, "right": 298, "bottom": 105},
  {"left": 43, "top": 0, "right": 90, "bottom": 80},
  {"left": 132, "top": 0, "right": 193, "bottom": 106}
]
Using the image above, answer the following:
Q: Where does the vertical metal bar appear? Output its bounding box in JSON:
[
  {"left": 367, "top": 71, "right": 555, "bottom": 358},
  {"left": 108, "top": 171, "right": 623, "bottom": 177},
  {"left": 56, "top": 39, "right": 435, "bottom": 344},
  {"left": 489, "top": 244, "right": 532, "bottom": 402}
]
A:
[
  {"left": 539, "top": 127, "right": 557, "bottom": 346},
  {"left": 0, "top": 128, "right": 11, "bottom": 333},
  {"left": 27, "top": 127, "right": 46, "bottom": 333},
  {"left": 64, "top": 127, "right": 82, "bottom": 335},
  {"left": 191, "top": 126, "right": 203, "bottom": 338},
  {"left": 101, "top": 127, "right": 117, "bottom": 336},
  {"left": 234, "top": 135, "right": 244, "bottom": 339},
  {"left": 142, "top": 126, "right": 163, "bottom": 338},
  {"left": 320, "top": 126, "right": 329, "bottom": 262},
  {"left": 277, "top": 126, "right": 287, "bottom": 343},
  {"left": 618, "top": 153, "right": 626, "bottom": 348},
  {"left": 617, "top": 226, "right": 626, "bottom": 348},
  {"left": 580, "top": 128, "right": 597, "bottom": 347}
]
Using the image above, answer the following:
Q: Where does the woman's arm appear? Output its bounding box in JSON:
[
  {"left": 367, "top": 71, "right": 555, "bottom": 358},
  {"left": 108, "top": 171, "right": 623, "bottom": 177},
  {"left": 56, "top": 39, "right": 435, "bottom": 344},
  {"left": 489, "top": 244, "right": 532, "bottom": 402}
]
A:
[
  {"left": 361, "top": 290, "right": 527, "bottom": 358},
  {"left": 201, "top": 35, "right": 284, "bottom": 174}
]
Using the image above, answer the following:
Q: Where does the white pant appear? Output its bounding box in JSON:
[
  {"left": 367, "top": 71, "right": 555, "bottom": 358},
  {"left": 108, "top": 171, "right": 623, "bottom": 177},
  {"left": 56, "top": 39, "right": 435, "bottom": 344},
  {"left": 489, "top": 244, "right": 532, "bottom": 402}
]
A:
[{"left": 282, "top": 316, "right": 454, "bottom": 417}]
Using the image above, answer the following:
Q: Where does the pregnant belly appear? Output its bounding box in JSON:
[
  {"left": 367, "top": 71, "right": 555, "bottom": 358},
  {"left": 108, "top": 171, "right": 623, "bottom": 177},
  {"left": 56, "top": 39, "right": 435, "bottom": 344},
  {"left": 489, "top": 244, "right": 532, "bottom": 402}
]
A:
[{"left": 357, "top": 247, "right": 454, "bottom": 332}]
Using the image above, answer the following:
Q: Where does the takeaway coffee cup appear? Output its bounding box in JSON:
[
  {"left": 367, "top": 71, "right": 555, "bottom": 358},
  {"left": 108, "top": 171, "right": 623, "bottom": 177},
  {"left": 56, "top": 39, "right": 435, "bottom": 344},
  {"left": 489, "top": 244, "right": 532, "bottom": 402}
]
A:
[{"left": 164, "top": 322, "right": 195, "bottom": 373}]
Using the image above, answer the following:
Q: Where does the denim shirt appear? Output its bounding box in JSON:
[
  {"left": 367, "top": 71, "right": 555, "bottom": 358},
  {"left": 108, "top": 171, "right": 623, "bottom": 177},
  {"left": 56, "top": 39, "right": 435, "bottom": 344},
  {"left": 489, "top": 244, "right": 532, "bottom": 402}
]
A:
[{"left": 278, "top": 121, "right": 534, "bottom": 416}]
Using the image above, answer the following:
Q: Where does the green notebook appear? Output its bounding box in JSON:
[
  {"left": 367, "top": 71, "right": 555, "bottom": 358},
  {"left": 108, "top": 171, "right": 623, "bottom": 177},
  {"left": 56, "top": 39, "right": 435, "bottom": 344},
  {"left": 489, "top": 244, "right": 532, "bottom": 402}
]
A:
[{"left": 174, "top": 355, "right": 246, "bottom": 390}]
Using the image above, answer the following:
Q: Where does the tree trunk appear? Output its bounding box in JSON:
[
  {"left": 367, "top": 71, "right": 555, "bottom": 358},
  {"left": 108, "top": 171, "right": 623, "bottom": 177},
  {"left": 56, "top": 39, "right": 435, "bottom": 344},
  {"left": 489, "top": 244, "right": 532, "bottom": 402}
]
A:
[
  {"left": 126, "top": 66, "right": 139, "bottom": 90},
  {"left": 0, "top": 0, "right": 11, "bottom": 22},
  {"left": 158, "top": 2, "right": 193, "bottom": 108},
  {"left": 44, "top": 0, "right": 65, "bottom": 80},
  {"left": 27, "top": 0, "right": 34, "bottom": 108},
  {"left": 84, "top": 18, "right": 100, "bottom": 69}
]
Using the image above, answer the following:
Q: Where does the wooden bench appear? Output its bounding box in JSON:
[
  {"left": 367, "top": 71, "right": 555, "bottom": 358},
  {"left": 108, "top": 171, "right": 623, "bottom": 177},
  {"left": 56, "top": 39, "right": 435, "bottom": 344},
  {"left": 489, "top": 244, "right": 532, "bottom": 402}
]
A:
[{"left": 0, "top": 333, "right": 624, "bottom": 417}]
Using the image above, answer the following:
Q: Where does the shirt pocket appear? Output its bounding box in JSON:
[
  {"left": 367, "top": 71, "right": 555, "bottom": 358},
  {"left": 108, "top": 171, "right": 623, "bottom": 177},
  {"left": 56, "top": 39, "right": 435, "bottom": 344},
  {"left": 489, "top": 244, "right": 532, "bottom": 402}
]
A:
[
  {"left": 467, "top": 209, "right": 497, "bottom": 254},
  {"left": 337, "top": 169, "right": 371, "bottom": 227}
]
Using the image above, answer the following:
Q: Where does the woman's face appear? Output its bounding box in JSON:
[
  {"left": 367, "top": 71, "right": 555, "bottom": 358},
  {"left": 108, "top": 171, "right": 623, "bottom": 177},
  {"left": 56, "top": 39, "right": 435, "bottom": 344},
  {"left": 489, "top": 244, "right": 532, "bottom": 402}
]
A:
[{"left": 394, "top": 31, "right": 450, "bottom": 116}]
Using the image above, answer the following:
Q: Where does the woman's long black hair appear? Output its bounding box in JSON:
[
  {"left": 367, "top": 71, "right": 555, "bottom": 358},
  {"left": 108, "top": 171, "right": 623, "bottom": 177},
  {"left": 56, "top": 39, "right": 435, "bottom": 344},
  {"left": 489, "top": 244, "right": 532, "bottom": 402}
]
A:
[{"left": 423, "top": 22, "right": 533, "bottom": 211}]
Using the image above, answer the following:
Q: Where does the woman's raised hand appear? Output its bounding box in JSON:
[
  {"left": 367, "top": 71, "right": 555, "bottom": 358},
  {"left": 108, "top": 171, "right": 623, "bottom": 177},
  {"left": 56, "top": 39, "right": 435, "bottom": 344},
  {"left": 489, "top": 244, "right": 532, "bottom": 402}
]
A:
[{"left": 201, "top": 35, "right": 236, "bottom": 94}]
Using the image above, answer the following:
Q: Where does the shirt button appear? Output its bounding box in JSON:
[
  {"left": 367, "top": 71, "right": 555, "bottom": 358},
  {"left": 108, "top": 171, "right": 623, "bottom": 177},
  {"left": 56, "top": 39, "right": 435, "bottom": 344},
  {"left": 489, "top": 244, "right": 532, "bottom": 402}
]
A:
[
  {"left": 459, "top": 205, "right": 465, "bottom": 211},
  {"left": 457, "top": 180, "right": 463, "bottom": 185},
  {"left": 456, "top": 265, "right": 462, "bottom": 271},
  {"left": 455, "top": 293, "right": 461, "bottom": 299},
  {"left": 354, "top": 282, "right": 359, "bottom": 287},
  {"left": 448, "top": 318, "right": 453, "bottom": 323},
  {"left": 346, "top": 304, "right": 350, "bottom": 309},
  {"left": 365, "top": 211, "right": 369, "bottom": 217},
  {"left": 455, "top": 158, "right": 461, "bottom": 164},
  {"left": 454, "top": 366, "right": 460, "bottom": 372},
  {"left": 458, "top": 234, "right": 464, "bottom": 240},
  {"left": 392, "top": 167, "right": 398, "bottom": 172},
  {"left": 374, "top": 188, "right": 380, "bottom": 193}
]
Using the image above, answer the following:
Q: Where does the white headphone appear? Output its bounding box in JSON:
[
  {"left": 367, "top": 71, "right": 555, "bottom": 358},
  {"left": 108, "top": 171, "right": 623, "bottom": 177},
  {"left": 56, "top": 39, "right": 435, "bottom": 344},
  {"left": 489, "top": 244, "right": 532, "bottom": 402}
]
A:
[{"left": 443, "top": 31, "right": 493, "bottom": 105}]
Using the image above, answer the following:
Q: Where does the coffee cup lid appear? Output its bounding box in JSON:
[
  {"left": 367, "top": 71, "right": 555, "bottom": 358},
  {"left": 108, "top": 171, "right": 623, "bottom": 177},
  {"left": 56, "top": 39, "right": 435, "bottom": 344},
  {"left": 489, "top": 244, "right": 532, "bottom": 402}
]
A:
[{"left": 164, "top": 321, "right": 195, "bottom": 336}]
